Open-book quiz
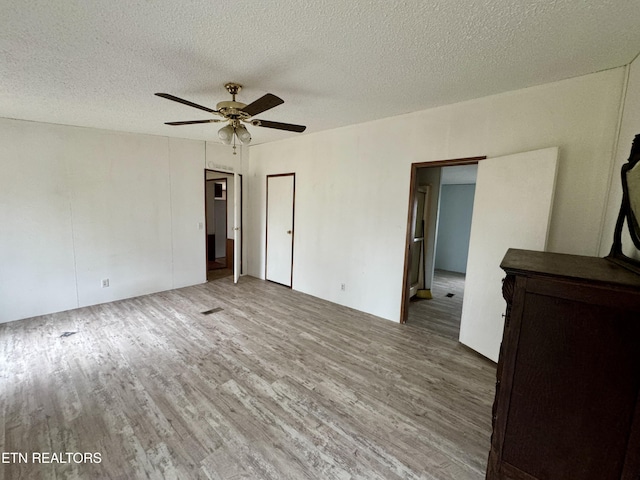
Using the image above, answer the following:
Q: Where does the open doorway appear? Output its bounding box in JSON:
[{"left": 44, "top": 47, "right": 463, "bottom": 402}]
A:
[
  {"left": 408, "top": 165, "right": 478, "bottom": 339},
  {"left": 402, "top": 149, "right": 559, "bottom": 359},
  {"left": 400, "top": 157, "right": 485, "bottom": 338},
  {"left": 204, "top": 170, "right": 242, "bottom": 282}
]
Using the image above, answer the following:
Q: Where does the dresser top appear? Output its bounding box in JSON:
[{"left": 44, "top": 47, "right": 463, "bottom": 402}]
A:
[{"left": 501, "top": 249, "right": 640, "bottom": 289}]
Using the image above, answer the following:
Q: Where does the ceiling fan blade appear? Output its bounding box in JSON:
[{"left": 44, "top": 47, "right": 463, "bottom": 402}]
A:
[
  {"left": 165, "top": 119, "right": 219, "bottom": 125},
  {"left": 252, "top": 119, "right": 306, "bottom": 133},
  {"left": 241, "top": 93, "right": 284, "bottom": 117},
  {"left": 155, "top": 93, "right": 216, "bottom": 113}
]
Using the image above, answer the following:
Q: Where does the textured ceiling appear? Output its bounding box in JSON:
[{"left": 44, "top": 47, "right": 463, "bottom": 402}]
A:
[{"left": 2, "top": 1, "right": 640, "bottom": 145}]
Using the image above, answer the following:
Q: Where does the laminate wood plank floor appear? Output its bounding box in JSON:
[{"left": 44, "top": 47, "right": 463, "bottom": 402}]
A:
[
  {"left": 207, "top": 268, "right": 233, "bottom": 282},
  {"left": 0, "top": 276, "right": 496, "bottom": 480},
  {"left": 408, "top": 270, "right": 465, "bottom": 340}
]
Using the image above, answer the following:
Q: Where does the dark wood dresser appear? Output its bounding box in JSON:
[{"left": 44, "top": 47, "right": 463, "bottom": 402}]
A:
[{"left": 487, "top": 249, "right": 640, "bottom": 480}]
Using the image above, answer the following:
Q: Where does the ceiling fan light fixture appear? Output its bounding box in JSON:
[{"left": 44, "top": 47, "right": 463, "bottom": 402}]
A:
[
  {"left": 218, "top": 124, "right": 234, "bottom": 145},
  {"left": 235, "top": 124, "right": 252, "bottom": 144}
]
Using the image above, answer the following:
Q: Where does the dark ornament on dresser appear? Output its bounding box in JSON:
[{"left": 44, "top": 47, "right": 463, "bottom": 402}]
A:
[{"left": 608, "top": 133, "right": 640, "bottom": 274}]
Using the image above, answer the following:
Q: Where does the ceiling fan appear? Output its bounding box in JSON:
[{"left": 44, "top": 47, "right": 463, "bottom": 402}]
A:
[{"left": 155, "top": 83, "right": 306, "bottom": 154}]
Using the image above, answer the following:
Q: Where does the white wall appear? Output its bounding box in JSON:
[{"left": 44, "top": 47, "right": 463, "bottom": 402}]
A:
[
  {"left": 247, "top": 68, "right": 625, "bottom": 322},
  {"left": 169, "top": 138, "right": 209, "bottom": 289},
  {"left": 0, "top": 119, "right": 207, "bottom": 323},
  {"left": 601, "top": 59, "right": 640, "bottom": 260},
  {"left": 1, "top": 120, "right": 79, "bottom": 321},
  {"left": 435, "top": 184, "right": 476, "bottom": 273}
]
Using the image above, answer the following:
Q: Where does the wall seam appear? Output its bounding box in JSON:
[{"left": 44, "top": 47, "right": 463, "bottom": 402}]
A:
[
  {"left": 65, "top": 155, "right": 81, "bottom": 309},
  {"left": 596, "top": 63, "right": 630, "bottom": 255},
  {"left": 167, "top": 137, "right": 175, "bottom": 288}
]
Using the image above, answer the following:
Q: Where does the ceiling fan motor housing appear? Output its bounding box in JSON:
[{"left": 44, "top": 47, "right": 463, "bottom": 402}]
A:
[{"left": 216, "top": 100, "right": 248, "bottom": 119}]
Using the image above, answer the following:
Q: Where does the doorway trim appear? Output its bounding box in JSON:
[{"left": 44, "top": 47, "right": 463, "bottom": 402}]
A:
[
  {"left": 400, "top": 156, "right": 486, "bottom": 324},
  {"left": 204, "top": 169, "right": 243, "bottom": 280}
]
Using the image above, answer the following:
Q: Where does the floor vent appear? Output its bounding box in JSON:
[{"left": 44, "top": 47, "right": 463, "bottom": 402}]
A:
[
  {"left": 445, "top": 293, "right": 455, "bottom": 298},
  {"left": 201, "top": 307, "right": 223, "bottom": 315},
  {"left": 60, "top": 331, "right": 78, "bottom": 338}
]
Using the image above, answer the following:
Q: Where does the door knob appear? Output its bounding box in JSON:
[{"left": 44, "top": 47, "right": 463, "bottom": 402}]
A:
[{"left": 287, "top": 230, "right": 292, "bottom": 234}]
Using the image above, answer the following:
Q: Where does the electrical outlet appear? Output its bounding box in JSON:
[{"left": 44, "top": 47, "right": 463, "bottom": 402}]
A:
[
  {"left": 101, "top": 279, "right": 110, "bottom": 288},
  {"left": 341, "top": 283, "right": 346, "bottom": 291},
  {"left": 198, "top": 222, "right": 204, "bottom": 230}
]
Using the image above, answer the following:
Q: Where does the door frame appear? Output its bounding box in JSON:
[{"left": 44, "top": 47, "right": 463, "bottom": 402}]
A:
[
  {"left": 204, "top": 169, "right": 243, "bottom": 279},
  {"left": 265, "top": 173, "right": 296, "bottom": 288},
  {"left": 400, "top": 156, "right": 486, "bottom": 323},
  {"left": 205, "top": 176, "right": 227, "bottom": 266},
  {"left": 235, "top": 173, "right": 244, "bottom": 280}
]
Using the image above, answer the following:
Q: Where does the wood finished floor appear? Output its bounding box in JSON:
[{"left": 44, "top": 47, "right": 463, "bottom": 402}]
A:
[
  {"left": 207, "top": 268, "right": 233, "bottom": 282},
  {"left": 0, "top": 276, "right": 496, "bottom": 480},
  {"left": 408, "top": 270, "right": 465, "bottom": 340}
]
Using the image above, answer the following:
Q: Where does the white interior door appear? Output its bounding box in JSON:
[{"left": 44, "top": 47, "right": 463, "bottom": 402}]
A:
[
  {"left": 266, "top": 174, "right": 295, "bottom": 286},
  {"left": 459, "top": 147, "right": 558, "bottom": 361},
  {"left": 233, "top": 173, "right": 241, "bottom": 284}
]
